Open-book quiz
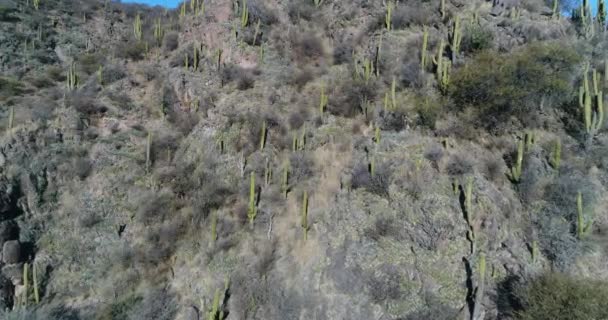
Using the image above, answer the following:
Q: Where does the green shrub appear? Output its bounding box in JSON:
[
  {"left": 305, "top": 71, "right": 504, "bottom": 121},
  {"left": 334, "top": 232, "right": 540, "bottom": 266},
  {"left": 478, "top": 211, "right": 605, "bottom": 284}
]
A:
[
  {"left": 462, "top": 24, "right": 494, "bottom": 53},
  {"left": 516, "top": 272, "right": 608, "bottom": 320},
  {"left": 450, "top": 42, "right": 580, "bottom": 129}
]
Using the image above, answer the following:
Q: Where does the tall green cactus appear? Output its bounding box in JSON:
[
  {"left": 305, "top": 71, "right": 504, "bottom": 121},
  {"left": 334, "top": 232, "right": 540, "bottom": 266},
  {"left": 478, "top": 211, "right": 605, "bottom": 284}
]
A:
[
  {"left": 432, "top": 40, "right": 450, "bottom": 92},
  {"left": 282, "top": 162, "right": 289, "bottom": 198},
  {"left": 66, "top": 62, "right": 78, "bottom": 90},
  {"left": 313, "top": 0, "right": 324, "bottom": 7},
  {"left": 301, "top": 191, "right": 309, "bottom": 240},
  {"left": 134, "top": 14, "right": 143, "bottom": 41},
  {"left": 440, "top": 0, "right": 446, "bottom": 20},
  {"left": 207, "top": 288, "right": 221, "bottom": 320},
  {"left": 22, "top": 262, "right": 28, "bottom": 306},
  {"left": 154, "top": 18, "right": 164, "bottom": 46},
  {"left": 385, "top": 1, "right": 393, "bottom": 31},
  {"left": 576, "top": 192, "right": 593, "bottom": 239},
  {"left": 264, "top": 157, "right": 272, "bottom": 186},
  {"left": 549, "top": 139, "right": 561, "bottom": 169},
  {"left": 421, "top": 26, "right": 428, "bottom": 70},
  {"left": 145, "top": 131, "right": 152, "bottom": 172},
  {"left": 579, "top": 66, "right": 604, "bottom": 134},
  {"left": 97, "top": 65, "right": 103, "bottom": 86},
  {"left": 33, "top": 0, "right": 40, "bottom": 10},
  {"left": 210, "top": 211, "right": 218, "bottom": 243},
  {"left": 509, "top": 139, "right": 524, "bottom": 183},
  {"left": 450, "top": 16, "right": 462, "bottom": 61},
  {"left": 241, "top": 0, "right": 249, "bottom": 28},
  {"left": 391, "top": 76, "right": 397, "bottom": 110},
  {"left": 471, "top": 253, "right": 486, "bottom": 320},
  {"left": 599, "top": 0, "right": 606, "bottom": 27},
  {"left": 319, "top": 85, "right": 328, "bottom": 114},
  {"left": 193, "top": 45, "right": 199, "bottom": 71},
  {"left": 260, "top": 120, "right": 267, "bottom": 150},
  {"left": 248, "top": 172, "right": 257, "bottom": 225},
  {"left": 7, "top": 106, "right": 14, "bottom": 132},
  {"left": 552, "top": 0, "right": 559, "bottom": 19}
]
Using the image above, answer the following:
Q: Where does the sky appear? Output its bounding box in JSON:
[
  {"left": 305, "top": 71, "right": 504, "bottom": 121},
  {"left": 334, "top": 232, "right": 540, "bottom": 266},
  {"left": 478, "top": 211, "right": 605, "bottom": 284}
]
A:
[{"left": 121, "top": 0, "right": 181, "bottom": 8}]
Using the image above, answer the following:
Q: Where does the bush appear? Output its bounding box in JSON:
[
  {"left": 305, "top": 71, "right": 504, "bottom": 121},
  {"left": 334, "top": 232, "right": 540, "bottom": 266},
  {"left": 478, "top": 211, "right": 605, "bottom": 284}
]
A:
[
  {"left": 515, "top": 273, "right": 608, "bottom": 320},
  {"left": 351, "top": 162, "right": 391, "bottom": 198},
  {"left": 329, "top": 79, "right": 378, "bottom": 117},
  {"left": 221, "top": 65, "right": 256, "bottom": 90},
  {"left": 115, "top": 40, "right": 147, "bottom": 61},
  {"left": 450, "top": 42, "right": 580, "bottom": 129},
  {"left": 163, "top": 32, "right": 179, "bottom": 52},
  {"left": 461, "top": 24, "right": 494, "bottom": 53}
]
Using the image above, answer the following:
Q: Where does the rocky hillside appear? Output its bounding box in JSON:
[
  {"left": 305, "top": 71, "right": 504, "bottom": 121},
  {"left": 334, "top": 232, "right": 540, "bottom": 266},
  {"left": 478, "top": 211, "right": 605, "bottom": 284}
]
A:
[{"left": 1, "top": 0, "right": 608, "bottom": 319}]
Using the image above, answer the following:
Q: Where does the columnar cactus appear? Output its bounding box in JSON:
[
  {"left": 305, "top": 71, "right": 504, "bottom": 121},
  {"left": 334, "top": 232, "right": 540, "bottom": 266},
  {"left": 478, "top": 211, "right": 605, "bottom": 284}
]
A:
[
  {"left": 264, "top": 157, "right": 272, "bottom": 186},
  {"left": 7, "top": 106, "right": 14, "bottom": 132},
  {"left": 472, "top": 253, "right": 486, "bottom": 320},
  {"left": 193, "top": 45, "right": 199, "bottom": 71},
  {"left": 440, "top": 0, "right": 446, "bottom": 20},
  {"left": 66, "top": 62, "right": 78, "bottom": 90},
  {"left": 509, "top": 139, "right": 524, "bottom": 183},
  {"left": 319, "top": 85, "right": 328, "bottom": 114},
  {"left": 134, "top": 14, "right": 142, "bottom": 41},
  {"left": 210, "top": 211, "right": 218, "bottom": 243},
  {"left": 33, "top": 0, "right": 40, "bottom": 10},
  {"left": 260, "top": 120, "right": 267, "bottom": 150},
  {"left": 576, "top": 192, "right": 593, "bottom": 239},
  {"left": 450, "top": 16, "right": 462, "bottom": 61},
  {"left": 248, "top": 172, "right": 257, "bottom": 225},
  {"left": 97, "top": 65, "right": 103, "bottom": 86},
  {"left": 154, "top": 18, "right": 164, "bottom": 46},
  {"left": 599, "top": 0, "right": 606, "bottom": 27},
  {"left": 552, "top": 0, "right": 559, "bottom": 19},
  {"left": 579, "top": 66, "right": 604, "bottom": 134},
  {"left": 549, "top": 139, "right": 561, "bottom": 169},
  {"left": 385, "top": 1, "right": 393, "bottom": 31},
  {"left": 301, "top": 191, "right": 309, "bottom": 240},
  {"left": 421, "top": 26, "right": 428, "bottom": 70},
  {"left": 241, "top": 0, "right": 249, "bottom": 28},
  {"left": 33, "top": 262, "right": 39, "bottom": 303},
  {"left": 314, "top": 0, "right": 324, "bottom": 7},
  {"left": 391, "top": 76, "right": 397, "bottom": 110},
  {"left": 23, "top": 262, "right": 29, "bottom": 307},
  {"left": 145, "top": 131, "right": 152, "bottom": 172},
  {"left": 282, "top": 162, "right": 289, "bottom": 198},
  {"left": 432, "top": 40, "right": 450, "bottom": 92}
]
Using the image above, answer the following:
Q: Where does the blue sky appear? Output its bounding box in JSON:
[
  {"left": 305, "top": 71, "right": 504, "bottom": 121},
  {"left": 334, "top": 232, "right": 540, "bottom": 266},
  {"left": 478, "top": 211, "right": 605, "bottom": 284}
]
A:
[{"left": 122, "top": 0, "right": 181, "bottom": 8}]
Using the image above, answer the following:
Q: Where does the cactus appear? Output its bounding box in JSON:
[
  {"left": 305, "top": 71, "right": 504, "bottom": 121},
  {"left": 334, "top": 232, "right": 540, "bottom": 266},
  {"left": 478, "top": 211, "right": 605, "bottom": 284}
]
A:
[
  {"left": 374, "top": 126, "right": 381, "bottom": 144},
  {"left": 154, "top": 18, "right": 164, "bottom": 46},
  {"left": 471, "top": 253, "right": 486, "bottom": 320},
  {"left": 23, "top": 262, "right": 29, "bottom": 307},
  {"left": 390, "top": 76, "right": 396, "bottom": 110},
  {"left": 385, "top": 1, "right": 393, "bottom": 31},
  {"left": 432, "top": 40, "right": 450, "bottom": 92},
  {"left": 134, "top": 14, "right": 142, "bottom": 41},
  {"left": 363, "top": 58, "right": 373, "bottom": 83},
  {"left": 207, "top": 288, "right": 221, "bottom": 320},
  {"left": 313, "top": 0, "right": 324, "bottom": 7},
  {"left": 248, "top": 172, "right": 257, "bottom": 225},
  {"left": 579, "top": 66, "right": 604, "bottom": 134},
  {"left": 253, "top": 19, "right": 261, "bottom": 45},
  {"left": 264, "top": 157, "right": 272, "bottom": 186},
  {"left": 552, "top": 0, "right": 559, "bottom": 19},
  {"left": 509, "top": 139, "right": 524, "bottom": 183},
  {"left": 464, "top": 176, "right": 473, "bottom": 224},
  {"left": 375, "top": 36, "right": 382, "bottom": 77},
  {"left": 260, "top": 120, "right": 267, "bottom": 150},
  {"left": 599, "top": 0, "right": 606, "bottom": 27},
  {"left": 576, "top": 192, "right": 593, "bottom": 239},
  {"left": 421, "top": 26, "right": 428, "bottom": 70},
  {"left": 66, "top": 62, "right": 78, "bottom": 90},
  {"left": 7, "top": 106, "right": 14, "bottom": 132},
  {"left": 549, "top": 139, "right": 561, "bottom": 169},
  {"left": 33, "top": 262, "right": 39, "bottom": 304},
  {"left": 96, "top": 65, "right": 103, "bottom": 87},
  {"left": 33, "top": 0, "right": 40, "bottom": 10},
  {"left": 369, "top": 156, "right": 376, "bottom": 177},
  {"left": 145, "top": 131, "right": 152, "bottom": 173},
  {"left": 531, "top": 240, "right": 539, "bottom": 263},
  {"left": 524, "top": 131, "right": 536, "bottom": 151},
  {"left": 241, "top": 0, "right": 249, "bottom": 28},
  {"left": 440, "top": 0, "right": 446, "bottom": 20},
  {"left": 299, "top": 125, "right": 306, "bottom": 150},
  {"left": 217, "top": 48, "right": 223, "bottom": 71},
  {"left": 292, "top": 133, "right": 298, "bottom": 152},
  {"left": 210, "top": 211, "right": 218, "bottom": 243},
  {"left": 450, "top": 16, "right": 462, "bottom": 61},
  {"left": 193, "top": 45, "right": 199, "bottom": 71},
  {"left": 282, "top": 162, "right": 289, "bottom": 198},
  {"left": 301, "top": 191, "right": 309, "bottom": 240},
  {"left": 180, "top": 2, "right": 186, "bottom": 18},
  {"left": 319, "top": 85, "right": 328, "bottom": 114}
]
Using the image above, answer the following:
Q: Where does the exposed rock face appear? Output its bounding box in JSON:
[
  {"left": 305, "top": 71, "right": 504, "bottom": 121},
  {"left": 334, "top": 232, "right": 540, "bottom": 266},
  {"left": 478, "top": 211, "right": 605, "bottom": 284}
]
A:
[
  {"left": 2, "top": 240, "right": 21, "bottom": 264},
  {"left": 491, "top": 0, "right": 521, "bottom": 15}
]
